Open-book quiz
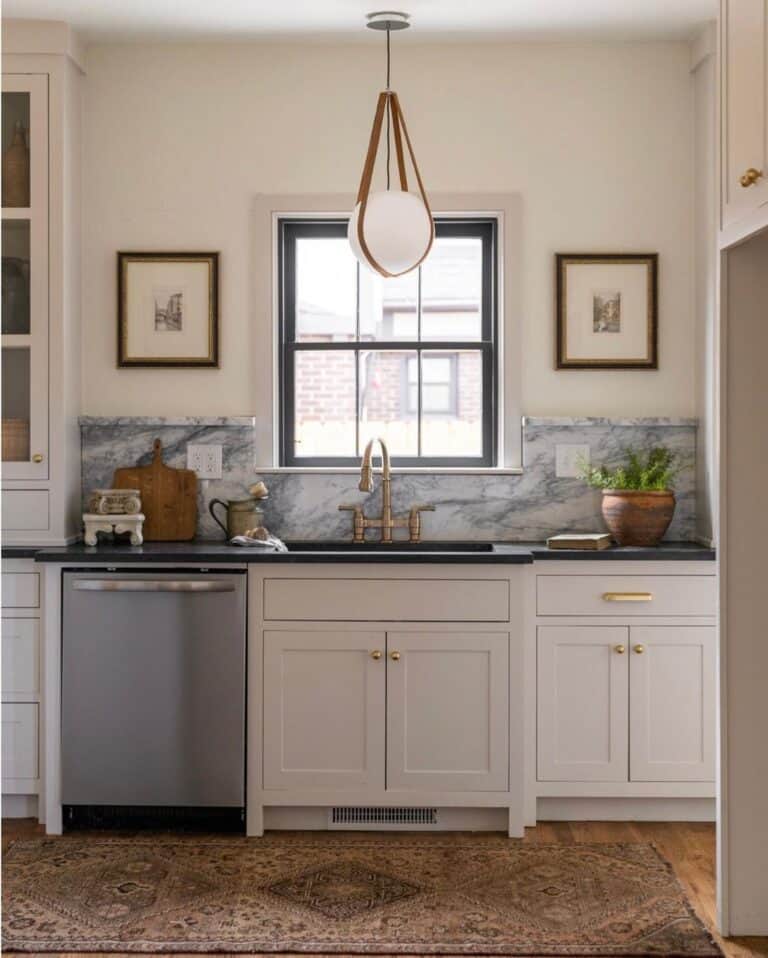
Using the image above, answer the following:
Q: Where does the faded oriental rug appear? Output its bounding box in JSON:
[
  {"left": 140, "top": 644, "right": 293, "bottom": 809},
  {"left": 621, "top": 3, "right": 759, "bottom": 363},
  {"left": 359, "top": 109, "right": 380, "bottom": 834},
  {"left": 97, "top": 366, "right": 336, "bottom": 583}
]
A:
[{"left": 2, "top": 837, "right": 722, "bottom": 955}]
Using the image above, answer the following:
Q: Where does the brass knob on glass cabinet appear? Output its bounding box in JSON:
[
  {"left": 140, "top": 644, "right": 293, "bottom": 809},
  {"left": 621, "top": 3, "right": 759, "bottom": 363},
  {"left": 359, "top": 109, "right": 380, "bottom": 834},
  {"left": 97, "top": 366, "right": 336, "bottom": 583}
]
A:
[
  {"left": 390, "top": 650, "right": 401, "bottom": 661},
  {"left": 614, "top": 644, "right": 626, "bottom": 655},
  {"left": 371, "top": 650, "right": 382, "bottom": 660},
  {"left": 32, "top": 453, "right": 44, "bottom": 463},
  {"left": 739, "top": 167, "right": 763, "bottom": 188},
  {"left": 634, "top": 645, "right": 645, "bottom": 654}
]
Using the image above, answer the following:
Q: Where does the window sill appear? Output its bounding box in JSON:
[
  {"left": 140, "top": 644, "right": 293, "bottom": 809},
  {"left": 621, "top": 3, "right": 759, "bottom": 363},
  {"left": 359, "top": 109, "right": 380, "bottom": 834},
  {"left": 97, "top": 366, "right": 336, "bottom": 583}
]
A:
[{"left": 253, "top": 466, "right": 524, "bottom": 476}]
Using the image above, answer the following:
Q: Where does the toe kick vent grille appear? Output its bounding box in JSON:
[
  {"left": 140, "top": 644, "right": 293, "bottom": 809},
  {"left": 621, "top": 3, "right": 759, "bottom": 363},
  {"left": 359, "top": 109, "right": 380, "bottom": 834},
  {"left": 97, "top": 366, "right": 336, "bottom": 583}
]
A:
[{"left": 329, "top": 806, "right": 439, "bottom": 829}]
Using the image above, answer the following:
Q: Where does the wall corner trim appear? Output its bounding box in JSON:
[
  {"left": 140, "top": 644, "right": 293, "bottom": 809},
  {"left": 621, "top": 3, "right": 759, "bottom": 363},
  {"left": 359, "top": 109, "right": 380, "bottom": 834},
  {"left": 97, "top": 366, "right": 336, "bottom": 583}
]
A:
[{"left": 690, "top": 21, "right": 717, "bottom": 73}]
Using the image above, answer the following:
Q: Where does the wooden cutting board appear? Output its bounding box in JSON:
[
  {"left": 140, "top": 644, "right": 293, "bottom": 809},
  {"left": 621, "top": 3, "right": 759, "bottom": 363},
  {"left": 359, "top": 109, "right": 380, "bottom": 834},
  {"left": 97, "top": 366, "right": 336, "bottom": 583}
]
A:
[{"left": 113, "top": 438, "right": 197, "bottom": 541}]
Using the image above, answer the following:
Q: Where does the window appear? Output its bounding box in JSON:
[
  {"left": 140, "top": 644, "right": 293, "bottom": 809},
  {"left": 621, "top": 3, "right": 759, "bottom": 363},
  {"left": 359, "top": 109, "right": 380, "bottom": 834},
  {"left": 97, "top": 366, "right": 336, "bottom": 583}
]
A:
[{"left": 279, "top": 218, "right": 497, "bottom": 467}]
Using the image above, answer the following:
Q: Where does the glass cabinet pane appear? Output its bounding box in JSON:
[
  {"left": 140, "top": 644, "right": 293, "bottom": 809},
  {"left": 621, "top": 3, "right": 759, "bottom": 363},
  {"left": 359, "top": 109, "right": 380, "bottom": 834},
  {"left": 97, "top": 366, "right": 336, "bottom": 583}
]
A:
[
  {"left": 2, "top": 220, "right": 30, "bottom": 333},
  {"left": 2, "top": 347, "right": 31, "bottom": 461},
  {"left": 2, "top": 92, "right": 31, "bottom": 208}
]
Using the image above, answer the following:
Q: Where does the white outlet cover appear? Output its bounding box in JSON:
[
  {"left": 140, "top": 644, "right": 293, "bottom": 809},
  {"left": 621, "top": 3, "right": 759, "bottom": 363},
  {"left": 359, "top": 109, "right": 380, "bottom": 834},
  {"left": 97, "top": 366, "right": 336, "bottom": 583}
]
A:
[
  {"left": 555, "top": 443, "right": 589, "bottom": 478},
  {"left": 187, "top": 444, "right": 223, "bottom": 479}
]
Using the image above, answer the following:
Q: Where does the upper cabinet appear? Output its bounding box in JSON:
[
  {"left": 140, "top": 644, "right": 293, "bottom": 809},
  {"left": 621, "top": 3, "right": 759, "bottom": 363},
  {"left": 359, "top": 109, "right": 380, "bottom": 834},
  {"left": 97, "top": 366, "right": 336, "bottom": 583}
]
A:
[
  {"left": 1, "top": 76, "right": 48, "bottom": 481},
  {"left": 720, "top": 0, "right": 768, "bottom": 244}
]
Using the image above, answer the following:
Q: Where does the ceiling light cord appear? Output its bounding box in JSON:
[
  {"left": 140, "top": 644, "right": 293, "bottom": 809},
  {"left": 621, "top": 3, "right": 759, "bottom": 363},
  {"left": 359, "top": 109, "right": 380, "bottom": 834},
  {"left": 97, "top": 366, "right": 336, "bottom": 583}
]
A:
[{"left": 386, "top": 26, "right": 391, "bottom": 190}]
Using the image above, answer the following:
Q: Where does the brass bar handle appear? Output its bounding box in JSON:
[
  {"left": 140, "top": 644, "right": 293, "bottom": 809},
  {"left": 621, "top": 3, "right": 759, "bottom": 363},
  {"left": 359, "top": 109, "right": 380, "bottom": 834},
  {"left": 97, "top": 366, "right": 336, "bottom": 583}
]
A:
[
  {"left": 634, "top": 644, "right": 645, "bottom": 654},
  {"left": 408, "top": 504, "right": 435, "bottom": 543},
  {"left": 602, "top": 592, "right": 653, "bottom": 602},
  {"left": 371, "top": 650, "right": 382, "bottom": 660},
  {"left": 740, "top": 167, "right": 764, "bottom": 188},
  {"left": 390, "top": 650, "right": 401, "bottom": 661},
  {"left": 339, "top": 503, "right": 365, "bottom": 543},
  {"left": 614, "top": 644, "right": 626, "bottom": 654}
]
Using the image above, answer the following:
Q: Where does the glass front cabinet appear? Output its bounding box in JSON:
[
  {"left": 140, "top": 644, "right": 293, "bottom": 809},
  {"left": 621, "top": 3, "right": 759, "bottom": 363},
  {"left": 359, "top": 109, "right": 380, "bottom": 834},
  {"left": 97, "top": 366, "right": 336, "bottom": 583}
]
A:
[{"left": 2, "top": 74, "right": 48, "bottom": 481}]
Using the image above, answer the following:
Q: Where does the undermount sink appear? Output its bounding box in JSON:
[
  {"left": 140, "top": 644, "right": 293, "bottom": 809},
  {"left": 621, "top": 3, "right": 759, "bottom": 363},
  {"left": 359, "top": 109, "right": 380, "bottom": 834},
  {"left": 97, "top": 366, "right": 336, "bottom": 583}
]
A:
[{"left": 284, "top": 541, "right": 496, "bottom": 553}]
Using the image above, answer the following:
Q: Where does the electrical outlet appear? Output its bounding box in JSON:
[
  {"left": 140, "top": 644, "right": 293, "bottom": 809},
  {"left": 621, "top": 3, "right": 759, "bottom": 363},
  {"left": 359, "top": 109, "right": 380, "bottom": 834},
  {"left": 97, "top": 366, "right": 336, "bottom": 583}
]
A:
[
  {"left": 187, "top": 444, "right": 223, "bottom": 480},
  {"left": 555, "top": 443, "right": 589, "bottom": 478}
]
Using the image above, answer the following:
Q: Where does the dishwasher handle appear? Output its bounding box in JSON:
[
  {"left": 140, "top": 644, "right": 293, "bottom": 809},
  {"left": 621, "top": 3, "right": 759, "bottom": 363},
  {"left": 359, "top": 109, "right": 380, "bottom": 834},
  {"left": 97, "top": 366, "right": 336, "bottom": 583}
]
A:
[{"left": 72, "top": 579, "right": 236, "bottom": 593}]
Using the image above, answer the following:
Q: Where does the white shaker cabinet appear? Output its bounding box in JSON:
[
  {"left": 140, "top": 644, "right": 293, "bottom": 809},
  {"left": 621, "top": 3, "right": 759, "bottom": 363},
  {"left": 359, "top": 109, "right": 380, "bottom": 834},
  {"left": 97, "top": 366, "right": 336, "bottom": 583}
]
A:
[
  {"left": 629, "top": 626, "right": 716, "bottom": 783},
  {"left": 537, "top": 626, "right": 629, "bottom": 783},
  {"left": 387, "top": 632, "right": 509, "bottom": 792},
  {"left": 720, "top": 0, "right": 768, "bottom": 241},
  {"left": 263, "top": 630, "right": 386, "bottom": 791}
]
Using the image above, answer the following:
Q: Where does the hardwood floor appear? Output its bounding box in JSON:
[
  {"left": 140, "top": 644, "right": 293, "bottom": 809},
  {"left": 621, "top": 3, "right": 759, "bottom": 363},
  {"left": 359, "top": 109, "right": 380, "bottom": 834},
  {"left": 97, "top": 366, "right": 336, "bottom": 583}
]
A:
[{"left": 3, "top": 818, "right": 767, "bottom": 958}]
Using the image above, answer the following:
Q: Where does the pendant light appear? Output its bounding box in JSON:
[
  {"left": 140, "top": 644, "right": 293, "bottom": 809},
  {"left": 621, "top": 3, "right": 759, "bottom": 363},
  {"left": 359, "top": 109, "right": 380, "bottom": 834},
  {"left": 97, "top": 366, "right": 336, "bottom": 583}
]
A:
[{"left": 349, "top": 11, "right": 434, "bottom": 278}]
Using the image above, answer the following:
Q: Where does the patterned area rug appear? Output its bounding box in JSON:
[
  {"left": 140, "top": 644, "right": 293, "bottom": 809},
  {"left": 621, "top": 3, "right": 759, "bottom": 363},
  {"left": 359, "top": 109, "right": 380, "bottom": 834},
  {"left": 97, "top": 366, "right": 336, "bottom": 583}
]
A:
[{"left": 2, "top": 837, "right": 722, "bottom": 955}]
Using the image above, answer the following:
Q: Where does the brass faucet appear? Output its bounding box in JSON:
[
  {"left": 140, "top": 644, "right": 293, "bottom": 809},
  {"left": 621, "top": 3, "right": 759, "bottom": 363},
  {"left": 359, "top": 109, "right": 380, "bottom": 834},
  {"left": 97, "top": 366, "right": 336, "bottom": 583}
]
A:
[{"left": 339, "top": 437, "right": 434, "bottom": 544}]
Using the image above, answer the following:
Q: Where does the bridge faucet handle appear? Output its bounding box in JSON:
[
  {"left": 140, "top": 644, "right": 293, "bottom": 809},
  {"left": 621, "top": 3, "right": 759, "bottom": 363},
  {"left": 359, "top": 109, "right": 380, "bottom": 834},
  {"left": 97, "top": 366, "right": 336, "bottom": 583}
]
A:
[
  {"left": 408, "top": 504, "right": 436, "bottom": 543},
  {"left": 338, "top": 503, "right": 365, "bottom": 543}
]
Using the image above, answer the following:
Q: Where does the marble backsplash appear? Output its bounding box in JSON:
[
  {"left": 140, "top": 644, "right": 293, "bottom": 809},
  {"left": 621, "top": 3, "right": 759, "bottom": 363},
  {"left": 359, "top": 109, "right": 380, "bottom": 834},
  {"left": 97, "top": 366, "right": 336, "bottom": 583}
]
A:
[{"left": 79, "top": 416, "right": 697, "bottom": 542}]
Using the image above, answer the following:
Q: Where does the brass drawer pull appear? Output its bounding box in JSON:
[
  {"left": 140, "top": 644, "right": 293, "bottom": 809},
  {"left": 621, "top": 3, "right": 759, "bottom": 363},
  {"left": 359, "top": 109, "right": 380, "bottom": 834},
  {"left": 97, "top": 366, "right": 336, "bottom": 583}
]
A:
[
  {"left": 390, "top": 650, "right": 401, "bottom": 661},
  {"left": 602, "top": 591, "right": 653, "bottom": 602},
  {"left": 371, "top": 650, "right": 382, "bottom": 660},
  {"left": 614, "top": 644, "right": 626, "bottom": 654},
  {"left": 740, "top": 167, "right": 763, "bottom": 188},
  {"left": 634, "top": 644, "right": 645, "bottom": 654}
]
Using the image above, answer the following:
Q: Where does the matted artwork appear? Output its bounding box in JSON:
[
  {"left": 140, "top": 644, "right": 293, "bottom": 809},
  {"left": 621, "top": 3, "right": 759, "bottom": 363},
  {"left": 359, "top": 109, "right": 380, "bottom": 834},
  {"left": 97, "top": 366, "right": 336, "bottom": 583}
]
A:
[
  {"left": 118, "top": 252, "right": 219, "bottom": 367},
  {"left": 556, "top": 254, "right": 657, "bottom": 369}
]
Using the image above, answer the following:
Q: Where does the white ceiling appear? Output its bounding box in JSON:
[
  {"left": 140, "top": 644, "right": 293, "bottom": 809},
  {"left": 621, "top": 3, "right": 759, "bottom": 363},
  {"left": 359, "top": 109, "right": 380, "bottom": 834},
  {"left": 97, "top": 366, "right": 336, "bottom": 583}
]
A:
[{"left": 2, "top": 0, "right": 717, "bottom": 42}]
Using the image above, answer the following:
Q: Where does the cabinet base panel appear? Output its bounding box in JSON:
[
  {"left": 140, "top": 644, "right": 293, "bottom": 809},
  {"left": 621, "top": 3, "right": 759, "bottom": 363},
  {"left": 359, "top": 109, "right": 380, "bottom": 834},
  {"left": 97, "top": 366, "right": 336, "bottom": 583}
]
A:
[
  {"left": 2, "top": 794, "right": 38, "bottom": 819},
  {"left": 538, "top": 797, "right": 715, "bottom": 822},
  {"left": 263, "top": 806, "right": 510, "bottom": 832}
]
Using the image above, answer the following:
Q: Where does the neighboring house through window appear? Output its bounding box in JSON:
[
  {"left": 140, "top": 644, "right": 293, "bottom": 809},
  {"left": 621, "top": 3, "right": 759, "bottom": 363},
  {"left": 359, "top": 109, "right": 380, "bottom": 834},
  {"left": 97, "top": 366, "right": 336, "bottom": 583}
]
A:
[{"left": 278, "top": 217, "right": 497, "bottom": 467}]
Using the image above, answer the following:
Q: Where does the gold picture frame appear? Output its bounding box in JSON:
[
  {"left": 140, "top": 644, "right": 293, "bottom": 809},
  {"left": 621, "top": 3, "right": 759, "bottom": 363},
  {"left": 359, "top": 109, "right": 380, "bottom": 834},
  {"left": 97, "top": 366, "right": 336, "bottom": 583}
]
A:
[
  {"left": 118, "top": 252, "right": 219, "bottom": 367},
  {"left": 556, "top": 253, "right": 658, "bottom": 369}
]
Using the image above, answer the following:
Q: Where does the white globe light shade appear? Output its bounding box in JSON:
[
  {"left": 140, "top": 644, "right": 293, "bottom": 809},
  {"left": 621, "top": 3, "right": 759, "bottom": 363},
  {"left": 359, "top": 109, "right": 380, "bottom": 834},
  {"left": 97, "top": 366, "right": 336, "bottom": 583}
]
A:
[{"left": 349, "top": 190, "right": 433, "bottom": 277}]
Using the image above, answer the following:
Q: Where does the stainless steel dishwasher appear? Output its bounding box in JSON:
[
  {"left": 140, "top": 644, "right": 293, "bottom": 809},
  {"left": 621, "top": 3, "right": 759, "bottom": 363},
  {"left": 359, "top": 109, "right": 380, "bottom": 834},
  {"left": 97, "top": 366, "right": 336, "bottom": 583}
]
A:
[{"left": 62, "top": 569, "right": 246, "bottom": 827}]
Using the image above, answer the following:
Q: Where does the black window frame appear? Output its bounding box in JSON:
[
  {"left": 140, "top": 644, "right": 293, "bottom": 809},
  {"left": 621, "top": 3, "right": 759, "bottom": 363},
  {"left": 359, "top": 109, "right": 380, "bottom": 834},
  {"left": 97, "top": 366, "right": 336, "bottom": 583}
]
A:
[{"left": 278, "top": 217, "right": 498, "bottom": 468}]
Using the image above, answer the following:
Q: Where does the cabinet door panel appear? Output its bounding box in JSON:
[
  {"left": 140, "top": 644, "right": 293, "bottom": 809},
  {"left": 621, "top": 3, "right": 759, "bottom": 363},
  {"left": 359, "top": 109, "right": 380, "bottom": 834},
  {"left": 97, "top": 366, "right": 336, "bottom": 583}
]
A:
[
  {"left": 387, "top": 632, "right": 509, "bottom": 791},
  {"left": 263, "top": 630, "right": 385, "bottom": 790},
  {"left": 630, "top": 626, "right": 716, "bottom": 782},
  {"left": 538, "top": 626, "right": 629, "bottom": 782},
  {"left": 721, "top": 0, "right": 768, "bottom": 226}
]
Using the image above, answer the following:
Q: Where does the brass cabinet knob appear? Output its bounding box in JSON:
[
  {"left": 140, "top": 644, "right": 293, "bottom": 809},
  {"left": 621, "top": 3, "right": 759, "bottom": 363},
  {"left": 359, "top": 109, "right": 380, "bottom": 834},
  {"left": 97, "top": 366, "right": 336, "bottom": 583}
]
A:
[
  {"left": 32, "top": 453, "right": 44, "bottom": 463},
  {"left": 614, "top": 644, "right": 626, "bottom": 654},
  {"left": 371, "top": 650, "right": 382, "bottom": 660},
  {"left": 634, "top": 644, "right": 645, "bottom": 655},
  {"left": 740, "top": 167, "right": 764, "bottom": 188},
  {"left": 390, "top": 650, "right": 401, "bottom": 661}
]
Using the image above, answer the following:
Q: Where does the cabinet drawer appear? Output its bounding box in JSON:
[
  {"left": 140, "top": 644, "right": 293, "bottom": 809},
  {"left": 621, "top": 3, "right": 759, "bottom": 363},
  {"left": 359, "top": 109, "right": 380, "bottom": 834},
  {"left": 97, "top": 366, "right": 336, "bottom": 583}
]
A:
[
  {"left": 1, "top": 703, "right": 39, "bottom": 780},
  {"left": 537, "top": 575, "right": 716, "bottom": 617},
  {"left": 2, "top": 572, "right": 40, "bottom": 608},
  {"left": 1, "top": 490, "right": 50, "bottom": 531},
  {"left": 1, "top": 619, "right": 39, "bottom": 695},
  {"left": 264, "top": 578, "right": 510, "bottom": 622}
]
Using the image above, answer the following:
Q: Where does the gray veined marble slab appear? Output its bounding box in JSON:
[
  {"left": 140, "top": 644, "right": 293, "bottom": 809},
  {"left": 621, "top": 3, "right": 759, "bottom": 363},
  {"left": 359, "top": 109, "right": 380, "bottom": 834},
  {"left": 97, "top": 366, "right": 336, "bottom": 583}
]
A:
[{"left": 80, "top": 417, "right": 697, "bottom": 542}]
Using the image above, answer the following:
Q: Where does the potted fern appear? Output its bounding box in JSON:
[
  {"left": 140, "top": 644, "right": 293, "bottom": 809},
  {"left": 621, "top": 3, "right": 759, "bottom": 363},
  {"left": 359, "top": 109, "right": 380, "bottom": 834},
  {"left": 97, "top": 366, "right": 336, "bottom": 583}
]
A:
[{"left": 578, "top": 446, "right": 680, "bottom": 546}]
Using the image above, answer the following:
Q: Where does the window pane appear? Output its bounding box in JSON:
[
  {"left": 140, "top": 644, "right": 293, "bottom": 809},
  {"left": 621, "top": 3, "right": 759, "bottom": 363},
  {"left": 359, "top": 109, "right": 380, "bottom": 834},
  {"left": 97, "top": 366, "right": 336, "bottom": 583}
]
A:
[
  {"left": 421, "top": 350, "right": 483, "bottom": 457},
  {"left": 359, "top": 268, "right": 418, "bottom": 341},
  {"left": 2, "top": 93, "right": 30, "bottom": 208},
  {"left": 421, "top": 237, "right": 482, "bottom": 341},
  {"left": 359, "top": 350, "right": 418, "bottom": 456},
  {"left": 295, "top": 238, "right": 356, "bottom": 342},
  {"left": 293, "top": 351, "right": 356, "bottom": 457}
]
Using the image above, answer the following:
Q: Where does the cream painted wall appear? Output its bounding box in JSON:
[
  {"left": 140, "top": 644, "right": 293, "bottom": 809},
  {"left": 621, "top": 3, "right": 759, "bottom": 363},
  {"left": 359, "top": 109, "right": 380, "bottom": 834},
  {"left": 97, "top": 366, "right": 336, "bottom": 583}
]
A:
[{"left": 82, "top": 40, "right": 695, "bottom": 418}]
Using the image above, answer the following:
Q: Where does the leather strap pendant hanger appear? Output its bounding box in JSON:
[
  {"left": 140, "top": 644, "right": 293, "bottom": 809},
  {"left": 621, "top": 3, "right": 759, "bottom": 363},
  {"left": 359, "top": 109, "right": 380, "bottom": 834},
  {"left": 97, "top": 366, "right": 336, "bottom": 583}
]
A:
[{"left": 350, "top": 14, "right": 434, "bottom": 278}]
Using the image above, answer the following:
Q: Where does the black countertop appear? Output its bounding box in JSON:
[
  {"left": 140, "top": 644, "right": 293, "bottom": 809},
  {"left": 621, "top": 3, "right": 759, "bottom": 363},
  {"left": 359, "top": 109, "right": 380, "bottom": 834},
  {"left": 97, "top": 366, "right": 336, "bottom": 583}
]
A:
[{"left": 7, "top": 540, "right": 715, "bottom": 564}]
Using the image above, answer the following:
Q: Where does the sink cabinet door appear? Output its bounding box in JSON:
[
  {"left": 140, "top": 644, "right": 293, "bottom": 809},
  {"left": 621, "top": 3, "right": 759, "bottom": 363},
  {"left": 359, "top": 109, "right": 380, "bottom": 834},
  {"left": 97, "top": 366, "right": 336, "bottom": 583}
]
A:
[
  {"left": 263, "top": 630, "right": 386, "bottom": 790},
  {"left": 386, "top": 631, "right": 509, "bottom": 791},
  {"left": 629, "top": 626, "right": 716, "bottom": 782},
  {"left": 537, "top": 626, "right": 629, "bottom": 782}
]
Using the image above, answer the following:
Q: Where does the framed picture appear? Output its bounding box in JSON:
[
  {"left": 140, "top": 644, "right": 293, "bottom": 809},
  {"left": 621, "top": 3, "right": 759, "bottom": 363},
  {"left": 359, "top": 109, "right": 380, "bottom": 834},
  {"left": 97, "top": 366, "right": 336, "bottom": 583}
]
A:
[
  {"left": 556, "top": 253, "right": 658, "bottom": 369},
  {"left": 117, "top": 252, "right": 219, "bottom": 367}
]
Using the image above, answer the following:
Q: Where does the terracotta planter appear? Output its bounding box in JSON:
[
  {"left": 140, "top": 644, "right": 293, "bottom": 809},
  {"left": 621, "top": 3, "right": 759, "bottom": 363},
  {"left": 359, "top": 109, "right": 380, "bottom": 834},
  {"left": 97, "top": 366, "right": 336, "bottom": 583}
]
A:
[{"left": 601, "top": 489, "right": 676, "bottom": 546}]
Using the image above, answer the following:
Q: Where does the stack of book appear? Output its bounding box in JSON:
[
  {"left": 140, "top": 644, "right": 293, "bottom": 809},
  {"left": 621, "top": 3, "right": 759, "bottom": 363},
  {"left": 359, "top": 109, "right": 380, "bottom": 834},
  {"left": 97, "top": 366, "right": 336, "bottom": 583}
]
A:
[{"left": 546, "top": 533, "right": 613, "bottom": 551}]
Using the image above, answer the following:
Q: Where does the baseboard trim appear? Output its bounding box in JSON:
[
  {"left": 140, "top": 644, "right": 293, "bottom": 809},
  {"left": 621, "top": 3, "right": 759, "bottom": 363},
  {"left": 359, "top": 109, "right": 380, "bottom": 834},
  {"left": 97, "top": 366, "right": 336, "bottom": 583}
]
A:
[
  {"left": 264, "top": 806, "right": 509, "bottom": 831},
  {"left": 538, "top": 797, "right": 716, "bottom": 822},
  {"left": 2, "top": 794, "right": 39, "bottom": 819}
]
